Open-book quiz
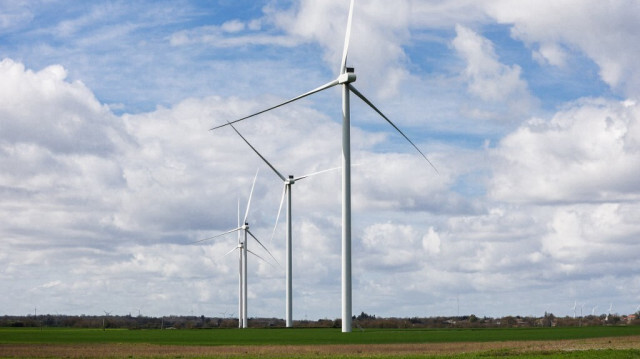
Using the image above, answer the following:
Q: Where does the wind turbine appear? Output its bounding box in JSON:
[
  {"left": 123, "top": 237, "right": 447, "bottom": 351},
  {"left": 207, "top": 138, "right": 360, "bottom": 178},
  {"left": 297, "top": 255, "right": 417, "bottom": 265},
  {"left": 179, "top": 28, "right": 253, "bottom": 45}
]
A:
[
  {"left": 210, "top": 0, "right": 436, "bottom": 332},
  {"left": 225, "top": 121, "right": 339, "bottom": 328},
  {"left": 606, "top": 303, "right": 613, "bottom": 321},
  {"left": 103, "top": 310, "right": 111, "bottom": 330},
  {"left": 195, "top": 169, "right": 277, "bottom": 328}
]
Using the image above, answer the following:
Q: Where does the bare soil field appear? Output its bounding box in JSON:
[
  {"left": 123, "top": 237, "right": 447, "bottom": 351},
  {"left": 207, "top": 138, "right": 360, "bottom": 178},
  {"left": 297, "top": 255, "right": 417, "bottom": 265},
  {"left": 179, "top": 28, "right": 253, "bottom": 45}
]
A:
[{"left": 1, "top": 335, "right": 639, "bottom": 358}]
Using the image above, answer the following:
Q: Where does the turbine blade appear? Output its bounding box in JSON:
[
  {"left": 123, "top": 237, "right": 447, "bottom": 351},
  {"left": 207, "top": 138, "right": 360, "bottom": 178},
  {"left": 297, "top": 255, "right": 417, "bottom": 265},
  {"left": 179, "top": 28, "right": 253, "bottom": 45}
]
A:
[
  {"left": 340, "top": 0, "right": 355, "bottom": 74},
  {"left": 243, "top": 168, "right": 259, "bottom": 224},
  {"left": 270, "top": 184, "right": 287, "bottom": 245},
  {"left": 348, "top": 84, "right": 439, "bottom": 174},
  {"left": 247, "top": 230, "right": 280, "bottom": 266},
  {"left": 237, "top": 197, "right": 241, "bottom": 243},
  {"left": 210, "top": 79, "right": 340, "bottom": 130},
  {"left": 246, "top": 248, "right": 277, "bottom": 268},
  {"left": 228, "top": 122, "right": 286, "bottom": 181},
  {"left": 224, "top": 246, "right": 239, "bottom": 257},
  {"left": 294, "top": 165, "right": 341, "bottom": 181},
  {"left": 193, "top": 227, "right": 241, "bottom": 244}
]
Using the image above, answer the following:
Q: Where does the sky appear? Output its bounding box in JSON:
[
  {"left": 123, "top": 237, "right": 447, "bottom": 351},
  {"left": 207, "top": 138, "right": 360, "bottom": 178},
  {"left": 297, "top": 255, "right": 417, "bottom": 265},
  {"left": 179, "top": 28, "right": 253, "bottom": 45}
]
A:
[{"left": 1, "top": 0, "right": 640, "bottom": 320}]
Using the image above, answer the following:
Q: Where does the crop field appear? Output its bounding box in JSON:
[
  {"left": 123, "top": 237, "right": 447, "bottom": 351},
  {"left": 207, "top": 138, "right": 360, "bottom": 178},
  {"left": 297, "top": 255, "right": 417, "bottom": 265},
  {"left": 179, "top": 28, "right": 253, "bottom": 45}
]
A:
[{"left": 1, "top": 326, "right": 640, "bottom": 358}]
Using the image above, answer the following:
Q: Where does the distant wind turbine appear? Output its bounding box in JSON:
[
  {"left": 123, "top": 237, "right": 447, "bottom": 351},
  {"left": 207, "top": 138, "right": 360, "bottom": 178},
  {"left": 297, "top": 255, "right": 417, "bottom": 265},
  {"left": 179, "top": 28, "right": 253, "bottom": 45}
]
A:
[
  {"left": 225, "top": 121, "right": 338, "bottom": 328},
  {"left": 210, "top": 0, "right": 437, "bottom": 332},
  {"left": 606, "top": 303, "right": 613, "bottom": 321},
  {"left": 103, "top": 310, "right": 111, "bottom": 330},
  {"left": 195, "top": 169, "right": 277, "bottom": 328}
]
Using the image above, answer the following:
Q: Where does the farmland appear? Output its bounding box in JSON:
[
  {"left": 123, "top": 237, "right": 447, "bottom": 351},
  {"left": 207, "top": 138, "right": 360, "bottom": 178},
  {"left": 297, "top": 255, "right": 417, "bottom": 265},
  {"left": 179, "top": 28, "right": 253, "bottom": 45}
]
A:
[{"left": 1, "top": 326, "right": 640, "bottom": 358}]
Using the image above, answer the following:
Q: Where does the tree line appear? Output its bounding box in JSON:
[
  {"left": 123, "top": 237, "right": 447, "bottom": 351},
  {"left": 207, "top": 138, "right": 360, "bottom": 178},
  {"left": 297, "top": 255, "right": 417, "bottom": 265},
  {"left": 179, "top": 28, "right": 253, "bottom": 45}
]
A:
[{"left": 2, "top": 311, "right": 638, "bottom": 329}]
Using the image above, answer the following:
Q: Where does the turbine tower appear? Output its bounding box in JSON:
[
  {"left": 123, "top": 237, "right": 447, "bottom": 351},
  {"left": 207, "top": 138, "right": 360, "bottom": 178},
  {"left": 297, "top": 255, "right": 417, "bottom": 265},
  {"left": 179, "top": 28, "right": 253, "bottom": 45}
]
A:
[
  {"left": 195, "top": 170, "right": 277, "bottom": 328},
  {"left": 210, "top": 0, "right": 436, "bottom": 332},
  {"left": 225, "top": 120, "right": 339, "bottom": 328}
]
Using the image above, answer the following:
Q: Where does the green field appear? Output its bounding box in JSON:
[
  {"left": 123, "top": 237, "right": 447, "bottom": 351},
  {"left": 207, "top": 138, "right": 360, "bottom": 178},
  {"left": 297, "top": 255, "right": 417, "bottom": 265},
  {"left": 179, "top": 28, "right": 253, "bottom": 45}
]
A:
[
  {"left": 1, "top": 326, "right": 640, "bottom": 358},
  {"left": 2, "top": 326, "right": 640, "bottom": 345}
]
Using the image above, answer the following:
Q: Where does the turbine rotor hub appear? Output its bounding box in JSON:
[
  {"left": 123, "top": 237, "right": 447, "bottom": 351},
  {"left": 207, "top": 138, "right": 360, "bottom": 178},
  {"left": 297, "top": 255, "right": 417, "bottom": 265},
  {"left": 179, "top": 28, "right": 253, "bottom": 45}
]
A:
[
  {"left": 286, "top": 175, "right": 295, "bottom": 185},
  {"left": 338, "top": 68, "right": 356, "bottom": 84}
]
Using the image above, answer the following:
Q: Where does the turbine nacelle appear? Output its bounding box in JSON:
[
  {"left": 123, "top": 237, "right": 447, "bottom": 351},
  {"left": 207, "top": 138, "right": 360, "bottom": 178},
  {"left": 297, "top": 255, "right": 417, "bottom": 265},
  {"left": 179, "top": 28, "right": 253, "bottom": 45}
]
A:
[
  {"left": 338, "top": 67, "right": 356, "bottom": 84},
  {"left": 285, "top": 175, "right": 295, "bottom": 185}
]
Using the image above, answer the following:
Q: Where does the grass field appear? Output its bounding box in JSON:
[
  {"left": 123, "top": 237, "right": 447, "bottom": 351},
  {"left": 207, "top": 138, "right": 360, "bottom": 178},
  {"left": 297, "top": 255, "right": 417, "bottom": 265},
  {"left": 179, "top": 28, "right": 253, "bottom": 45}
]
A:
[{"left": 1, "top": 326, "right": 640, "bottom": 358}]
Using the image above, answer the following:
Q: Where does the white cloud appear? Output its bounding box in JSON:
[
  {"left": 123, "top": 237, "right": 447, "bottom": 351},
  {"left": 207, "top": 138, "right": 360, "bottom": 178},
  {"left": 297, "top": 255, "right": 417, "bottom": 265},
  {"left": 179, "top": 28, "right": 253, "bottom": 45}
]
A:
[
  {"left": 221, "top": 19, "right": 245, "bottom": 33},
  {"left": 490, "top": 98, "right": 640, "bottom": 203},
  {"left": 532, "top": 42, "right": 568, "bottom": 67},
  {"left": 0, "top": 2, "right": 34, "bottom": 30},
  {"left": 485, "top": 0, "right": 640, "bottom": 97},
  {"left": 0, "top": 59, "right": 127, "bottom": 155},
  {"left": 271, "top": 0, "right": 414, "bottom": 97},
  {"left": 452, "top": 25, "right": 535, "bottom": 118},
  {"left": 422, "top": 227, "right": 441, "bottom": 255}
]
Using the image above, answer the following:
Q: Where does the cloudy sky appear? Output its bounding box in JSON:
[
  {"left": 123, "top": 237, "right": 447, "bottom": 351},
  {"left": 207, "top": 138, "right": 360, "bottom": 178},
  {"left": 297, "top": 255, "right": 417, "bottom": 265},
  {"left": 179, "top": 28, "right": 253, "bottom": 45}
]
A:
[{"left": 2, "top": 0, "right": 640, "bottom": 320}]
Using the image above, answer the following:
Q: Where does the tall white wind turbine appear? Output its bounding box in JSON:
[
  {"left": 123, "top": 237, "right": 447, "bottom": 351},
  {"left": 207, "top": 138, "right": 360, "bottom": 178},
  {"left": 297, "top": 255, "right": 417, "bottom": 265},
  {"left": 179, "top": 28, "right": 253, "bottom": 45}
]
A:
[
  {"left": 210, "top": 0, "right": 437, "bottom": 332},
  {"left": 195, "top": 170, "right": 277, "bottom": 328},
  {"left": 226, "top": 121, "right": 338, "bottom": 328}
]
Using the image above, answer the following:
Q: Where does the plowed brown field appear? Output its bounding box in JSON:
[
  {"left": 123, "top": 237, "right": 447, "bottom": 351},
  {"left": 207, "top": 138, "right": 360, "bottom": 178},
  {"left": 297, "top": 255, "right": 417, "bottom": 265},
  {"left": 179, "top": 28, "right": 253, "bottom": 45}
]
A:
[{"left": 1, "top": 335, "right": 639, "bottom": 358}]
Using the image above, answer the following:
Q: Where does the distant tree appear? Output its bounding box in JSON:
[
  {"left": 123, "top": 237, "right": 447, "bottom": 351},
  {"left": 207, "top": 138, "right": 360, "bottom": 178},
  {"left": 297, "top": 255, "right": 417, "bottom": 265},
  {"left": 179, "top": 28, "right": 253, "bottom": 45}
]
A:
[{"left": 356, "top": 312, "right": 375, "bottom": 321}]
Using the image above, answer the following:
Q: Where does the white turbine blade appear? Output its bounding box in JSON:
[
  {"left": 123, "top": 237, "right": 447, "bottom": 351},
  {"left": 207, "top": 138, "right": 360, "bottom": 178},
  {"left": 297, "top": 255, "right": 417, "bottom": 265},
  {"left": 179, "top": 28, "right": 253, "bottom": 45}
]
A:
[
  {"left": 247, "top": 230, "right": 280, "bottom": 266},
  {"left": 224, "top": 246, "right": 240, "bottom": 257},
  {"left": 269, "top": 184, "right": 287, "bottom": 245},
  {"left": 193, "top": 227, "right": 241, "bottom": 244},
  {"left": 237, "top": 197, "right": 241, "bottom": 243},
  {"left": 246, "top": 248, "right": 277, "bottom": 268},
  {"left": 348, "top": 84, "right": 439, "bottom": 174},
  {"left": 243, "top": 168, "right": 259, "bottom": 224},
  {"left": 210, "top": 79, "right": 340, "bottom": 131},
  {"left": 294, "top": 165, "right": 342, "bottom": 181},
  {"left": 228, "top": 121, "right": 286, "bottom": 182},
  {"left": 340, "top": 0, "right": 355, "bottom": 74}
]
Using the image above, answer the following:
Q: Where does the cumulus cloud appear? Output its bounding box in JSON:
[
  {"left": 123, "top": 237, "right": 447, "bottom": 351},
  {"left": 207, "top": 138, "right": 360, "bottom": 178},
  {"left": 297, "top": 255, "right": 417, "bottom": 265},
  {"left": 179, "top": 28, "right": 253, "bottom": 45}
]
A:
[
  {"left": 452, "top": 25, "right": 535, "bottom": 119},
  {"left": 422, "top": 227, "right": 441, "bottom": 255},
  {"left": 485, "top": 0, "right": 640, "bottom": 97},
  {"left": 0, "top": 59, "right": 128, "bottom": 155},
  {"left": 271, "top": 0, "right": 413, "bottom": 97},
  {"left": 490, "top": 98, "right": 640, "bottom": 203}
]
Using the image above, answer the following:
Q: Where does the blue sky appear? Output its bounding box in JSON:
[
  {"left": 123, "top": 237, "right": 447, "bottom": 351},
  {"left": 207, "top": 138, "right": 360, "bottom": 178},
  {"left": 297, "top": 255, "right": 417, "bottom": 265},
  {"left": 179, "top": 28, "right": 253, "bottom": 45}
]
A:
[{"left": 1, "top": 0, "right": 640, "bottom": 320}]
